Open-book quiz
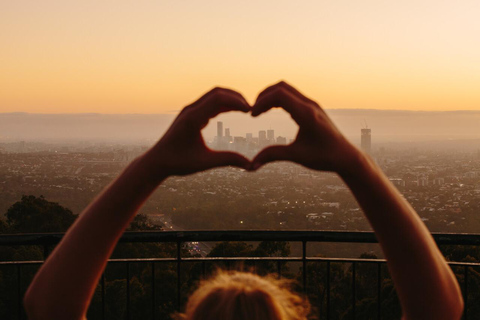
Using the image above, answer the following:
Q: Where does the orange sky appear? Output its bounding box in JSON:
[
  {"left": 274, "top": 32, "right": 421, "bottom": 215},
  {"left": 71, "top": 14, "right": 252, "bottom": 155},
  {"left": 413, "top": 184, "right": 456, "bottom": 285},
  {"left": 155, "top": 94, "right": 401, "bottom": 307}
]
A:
[{"left": 1, "top": 1, "right": 479, "bottom": 113}]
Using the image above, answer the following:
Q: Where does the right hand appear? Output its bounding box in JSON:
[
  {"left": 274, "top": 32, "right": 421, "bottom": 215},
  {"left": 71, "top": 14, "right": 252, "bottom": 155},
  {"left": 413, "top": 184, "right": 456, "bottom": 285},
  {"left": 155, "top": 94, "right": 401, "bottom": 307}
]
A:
[{"left": 251, "top": 81, "right": 362, "bottom": 173}]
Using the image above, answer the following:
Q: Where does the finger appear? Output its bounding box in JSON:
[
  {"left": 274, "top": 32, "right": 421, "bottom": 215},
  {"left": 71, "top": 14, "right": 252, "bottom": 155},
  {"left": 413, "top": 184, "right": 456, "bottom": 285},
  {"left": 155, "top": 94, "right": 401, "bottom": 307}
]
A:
[
  {"left": 278, "top": 81, "right": 321, "bottom": 108},
  {"left": 251, "top": 84, "right": 308, "bottom": 124},
  {"left": 189, "top": 87, "right": 251, "bottom": 129},
  {"left": 199, "top": 87, "right": 250, "bottom": 115},
  {"left": 207, "top": 151, "right": 251, "bottom": 170},
  {"left": 256, "top": 81, "right": 317, "bottom": 106},
  {"left": 251, "top": 145, "right": 294, "bottom": 170}
]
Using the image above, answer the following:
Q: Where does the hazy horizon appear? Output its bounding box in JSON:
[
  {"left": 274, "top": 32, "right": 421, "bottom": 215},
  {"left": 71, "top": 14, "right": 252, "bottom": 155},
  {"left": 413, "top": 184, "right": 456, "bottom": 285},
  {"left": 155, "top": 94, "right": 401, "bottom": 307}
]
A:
[{"left": 2, "top": 109, "right": 480, "bottom": 147}]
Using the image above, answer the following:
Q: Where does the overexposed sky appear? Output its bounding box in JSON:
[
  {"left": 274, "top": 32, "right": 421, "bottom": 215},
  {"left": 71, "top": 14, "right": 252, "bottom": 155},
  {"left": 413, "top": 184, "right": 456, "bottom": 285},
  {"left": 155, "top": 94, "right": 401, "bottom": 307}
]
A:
[{"left": 1, "top": 1, "right": 479, "bottom": 113}]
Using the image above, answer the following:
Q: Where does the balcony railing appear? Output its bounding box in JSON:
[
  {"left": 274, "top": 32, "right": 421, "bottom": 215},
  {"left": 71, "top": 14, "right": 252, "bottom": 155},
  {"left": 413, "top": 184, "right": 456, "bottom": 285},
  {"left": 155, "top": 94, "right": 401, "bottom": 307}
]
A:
[{"left": 1, "top": 231, "right": 480, "bottom": 320}]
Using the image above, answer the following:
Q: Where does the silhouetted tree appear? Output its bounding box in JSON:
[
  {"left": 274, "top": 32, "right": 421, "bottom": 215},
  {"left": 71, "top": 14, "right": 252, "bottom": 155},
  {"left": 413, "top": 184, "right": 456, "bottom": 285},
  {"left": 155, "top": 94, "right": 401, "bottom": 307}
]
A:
[{"left": 6, "top": 195, "right": 76, "bottom": 233}]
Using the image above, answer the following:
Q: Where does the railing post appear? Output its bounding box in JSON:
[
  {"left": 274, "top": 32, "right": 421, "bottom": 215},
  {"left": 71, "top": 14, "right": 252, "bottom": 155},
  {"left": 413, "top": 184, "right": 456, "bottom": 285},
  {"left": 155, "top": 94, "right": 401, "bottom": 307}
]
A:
[
  {"left": 43, "top": 245, "right": 48, "bottom": 260},
  {"left": 152, "top": 262, "right": 156, "bottom": 320},
  {"left": 302, "top": 241, "right": 307, "bottom": 292},
  {"left": 377, "top": 263, "right": 381, "bottom": 320},
  {"left": 17, "top": 264, "right": 22, "bottom": 320},
  {"left": 126, "top": 262, "right": 130, "bottom": 320},
  {"left": 464, "top": 266, "right": 468, "bottom": 320},
  {"left": 327, "top": 261, "right": 331, "bottom": 320},
  {"left": 352, "top": 262, "right": 356, "bottom": 319},
  {"left": 177, "top": 241, "right": 182, "bottom": 311}
]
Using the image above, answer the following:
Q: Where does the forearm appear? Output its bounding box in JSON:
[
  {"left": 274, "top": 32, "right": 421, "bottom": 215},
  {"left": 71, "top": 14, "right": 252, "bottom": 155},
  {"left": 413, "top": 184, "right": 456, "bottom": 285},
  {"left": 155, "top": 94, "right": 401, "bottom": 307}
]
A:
[
  {"left": 23, "top": 87, "right": 251, "bottom": 320},
  {"left": 24, "top": 151, "right": 166, "bottom": 320},
  {"left": 339, "top": 151, "right": 463, "bottom": 320}
]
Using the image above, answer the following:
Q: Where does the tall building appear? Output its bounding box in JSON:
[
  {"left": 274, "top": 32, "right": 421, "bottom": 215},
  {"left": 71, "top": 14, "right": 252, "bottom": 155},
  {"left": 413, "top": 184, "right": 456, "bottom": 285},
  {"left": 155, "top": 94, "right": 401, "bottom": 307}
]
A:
[
  {"left": 267, "top": 129, "right": 275, "bottom": 141},
  {"left": 361, "top": 128, "right": 371, "bottom": 154},
  {"left": 225, "top": 128, "right": 232, "bottom": 142},
  {"left": 259, "top": 130, "right": 267, "bottom": 143},
  {"left": 217, "top": 121, "right": 223, "bottom": 138},
  {"left": 246, "top": 133, "right": 253, "bottom": 142}
]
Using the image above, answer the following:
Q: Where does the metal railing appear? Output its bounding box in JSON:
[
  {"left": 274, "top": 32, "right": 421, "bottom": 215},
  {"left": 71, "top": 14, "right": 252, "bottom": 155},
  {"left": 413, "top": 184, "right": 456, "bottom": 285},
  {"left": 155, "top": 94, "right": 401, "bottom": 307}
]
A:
[{"left": 1, "top": 231, "right": 480, "bottom": 320}]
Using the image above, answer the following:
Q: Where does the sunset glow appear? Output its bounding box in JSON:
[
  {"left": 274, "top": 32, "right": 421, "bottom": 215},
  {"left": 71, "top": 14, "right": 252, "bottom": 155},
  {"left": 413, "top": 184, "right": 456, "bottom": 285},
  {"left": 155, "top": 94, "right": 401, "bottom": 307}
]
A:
[{"left": 1, "top": 1, "right": 480, "bottom": 113}]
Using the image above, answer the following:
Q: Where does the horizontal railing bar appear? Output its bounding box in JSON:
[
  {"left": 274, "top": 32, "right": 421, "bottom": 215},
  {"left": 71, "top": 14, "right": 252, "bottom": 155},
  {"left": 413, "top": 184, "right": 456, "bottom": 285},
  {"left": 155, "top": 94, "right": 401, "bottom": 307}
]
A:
[
  {"left": 0, "top": 260, "right": 44, "bottom": 265},
  {"left": 2, "top": 231, "right": 480, "bottom": 246},
  {"left": 2, "top": 257, "right": 480, "bottom": 267}
]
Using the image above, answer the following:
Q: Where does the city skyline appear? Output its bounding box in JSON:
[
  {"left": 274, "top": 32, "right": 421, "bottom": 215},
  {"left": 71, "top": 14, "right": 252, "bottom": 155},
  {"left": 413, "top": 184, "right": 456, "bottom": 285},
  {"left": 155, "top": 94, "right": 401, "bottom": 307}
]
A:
[
  {"left": 214, "top": 121, "right": 289, "bottom": 142},
  {"left": 213, "top": 121, "right": 289, "bottom": 154},
  {"left": 5, "top": 110, "right": 480, "bottom": 148}
]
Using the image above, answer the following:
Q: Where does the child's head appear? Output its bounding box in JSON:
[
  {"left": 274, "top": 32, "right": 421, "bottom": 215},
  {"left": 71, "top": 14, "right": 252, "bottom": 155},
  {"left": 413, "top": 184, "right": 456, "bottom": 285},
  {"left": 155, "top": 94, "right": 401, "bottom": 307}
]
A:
[{"left": 178, "top": 271, "right": 310, "bottom": 320}]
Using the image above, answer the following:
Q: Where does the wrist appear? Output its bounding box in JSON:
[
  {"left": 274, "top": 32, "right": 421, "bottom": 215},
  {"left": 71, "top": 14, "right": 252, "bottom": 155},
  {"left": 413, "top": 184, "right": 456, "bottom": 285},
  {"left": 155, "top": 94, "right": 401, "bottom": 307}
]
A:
[
  {"left": 336, "top": 146, "right": 376, "bottom": 180},
  {"left": 132, "top": 150, "right": 171, "bottom": 185}
]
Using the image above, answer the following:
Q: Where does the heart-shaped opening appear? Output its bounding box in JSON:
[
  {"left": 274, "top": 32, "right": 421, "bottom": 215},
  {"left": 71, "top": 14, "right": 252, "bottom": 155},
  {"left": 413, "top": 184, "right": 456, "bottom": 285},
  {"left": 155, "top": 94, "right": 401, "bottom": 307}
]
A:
[{"left": 202, "top": 109, "right": 299, "bottom": 160}]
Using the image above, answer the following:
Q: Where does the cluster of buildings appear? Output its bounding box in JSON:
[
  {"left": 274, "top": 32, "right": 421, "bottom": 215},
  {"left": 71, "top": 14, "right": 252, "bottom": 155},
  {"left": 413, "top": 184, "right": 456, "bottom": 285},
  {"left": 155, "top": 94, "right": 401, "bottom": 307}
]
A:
[
  {"left": 212, "top": 121, "right": 374, "bottom": 156},
  {"left": 213, "top": 121, "right": 289, "bottom": 154},
  {"left": 5, "top": 120, "right": 480, "bottom": 233}
]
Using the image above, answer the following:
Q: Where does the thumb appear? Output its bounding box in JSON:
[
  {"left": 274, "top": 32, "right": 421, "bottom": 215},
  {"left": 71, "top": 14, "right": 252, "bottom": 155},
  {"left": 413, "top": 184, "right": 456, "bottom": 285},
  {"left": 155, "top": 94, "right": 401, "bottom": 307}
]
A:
[
  {"left": 251, "top": 145, "right": 294, "bottom": 171},
  {"left": 208, "top": 151, "right": 251, "bottom": 170}
]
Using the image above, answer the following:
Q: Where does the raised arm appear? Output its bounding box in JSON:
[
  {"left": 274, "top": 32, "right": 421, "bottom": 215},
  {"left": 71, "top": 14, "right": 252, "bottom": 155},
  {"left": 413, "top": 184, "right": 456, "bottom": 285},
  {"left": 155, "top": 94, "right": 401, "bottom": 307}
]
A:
[
  {"left": 251, "top": 81, "right": 463, "bottom": 320},
  {"left": 23, "top": 88, "right": 251, "bottom": 320}
]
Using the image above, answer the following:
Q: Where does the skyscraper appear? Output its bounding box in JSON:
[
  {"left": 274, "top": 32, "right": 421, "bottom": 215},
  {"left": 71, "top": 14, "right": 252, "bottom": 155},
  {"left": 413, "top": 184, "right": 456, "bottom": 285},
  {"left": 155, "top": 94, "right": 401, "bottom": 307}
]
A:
[
  {"left": 259, "top": 130, "right": 267, "bottom": 143},
  {"left": 361, "top": 128, "right": 371, "bottom": 154},
  {"left": 217, "top": 122, "right": 223, "bottom": 138},
  {"left": 267, "top": 129, "right": 274, "bottom": 141},
  {"left": 225, "top": 128, "right": 231, "bottom": 142}
]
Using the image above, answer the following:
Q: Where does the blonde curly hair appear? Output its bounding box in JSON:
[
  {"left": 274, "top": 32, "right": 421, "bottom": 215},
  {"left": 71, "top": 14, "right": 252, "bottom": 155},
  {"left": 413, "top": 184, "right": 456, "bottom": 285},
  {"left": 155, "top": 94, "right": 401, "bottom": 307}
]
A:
[{"left": 176, "top": 271, "right": 310, "bottom": 320}]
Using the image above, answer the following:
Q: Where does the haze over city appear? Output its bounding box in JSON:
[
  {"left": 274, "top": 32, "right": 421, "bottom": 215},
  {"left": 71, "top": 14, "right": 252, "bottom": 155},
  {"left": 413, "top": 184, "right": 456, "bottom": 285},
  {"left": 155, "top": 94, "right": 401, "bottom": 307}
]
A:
[{"left": 2, "top": 110, "right": 480, "bottom": 148}]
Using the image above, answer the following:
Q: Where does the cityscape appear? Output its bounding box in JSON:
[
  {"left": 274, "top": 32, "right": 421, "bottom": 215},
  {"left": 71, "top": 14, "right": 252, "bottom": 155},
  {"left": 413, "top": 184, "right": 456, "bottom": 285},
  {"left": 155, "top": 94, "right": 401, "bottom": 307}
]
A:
[
  {"left": 209, "top": 121, "right": 290, "bottom": 155},
  {"left": 1, "top": 124, "right": 479, "bottom": 235},
  {"left": 210, "top": 120, "right": 373, "bottom": 157}
]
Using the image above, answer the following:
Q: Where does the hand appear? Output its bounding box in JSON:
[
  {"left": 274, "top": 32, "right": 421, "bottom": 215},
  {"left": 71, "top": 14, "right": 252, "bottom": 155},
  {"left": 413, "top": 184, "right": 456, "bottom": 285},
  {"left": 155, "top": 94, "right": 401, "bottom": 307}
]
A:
[
  {"left": 146, "top": 87, "right": 252, "bottom": 178},
  {"left": 251, "top": 81, "right": 361, "bottom": 173}
]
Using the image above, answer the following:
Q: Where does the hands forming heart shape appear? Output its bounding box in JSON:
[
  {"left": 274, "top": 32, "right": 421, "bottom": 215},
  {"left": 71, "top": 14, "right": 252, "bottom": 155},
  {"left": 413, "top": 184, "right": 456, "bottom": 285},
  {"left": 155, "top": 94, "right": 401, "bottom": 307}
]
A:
[{"left": 148, "top": 81, "right": 362, "bottom": 179}]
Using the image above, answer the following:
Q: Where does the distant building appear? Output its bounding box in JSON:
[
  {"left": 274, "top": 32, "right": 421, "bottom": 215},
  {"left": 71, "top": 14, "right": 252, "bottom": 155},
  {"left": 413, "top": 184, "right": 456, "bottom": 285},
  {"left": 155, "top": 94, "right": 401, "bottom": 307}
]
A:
[
  {"left": 233, "top": 136, "right": 247, "bottom": 152},
  {"left": 234, "top": 136, "right": 246, "bottom": 144},
  {"left": 418, "top": 177, "right": 429, "bottom": 186},
  {"left": 246, "top": 133, "right": 253, "bottom": 142},
  {"left": 217, "top": 122, "right": 223, "bottom": 138},
  {"left": 259, "top": 130, "right": 267, "bottom": 143},
  {"left": 361, "top": 128, "right": 371, "bottom": 154},
  {"left": 276, "top": 136, "right": 287, "bottom": 144},
  {"left": 216, "top": 122, "right": 227, "bottom": 148},
  {"left": 225, "top": 128, "right": 232, "bottom": 142},
  {"left": 267, "top": 129, "right": 275, "bottom": 141}
]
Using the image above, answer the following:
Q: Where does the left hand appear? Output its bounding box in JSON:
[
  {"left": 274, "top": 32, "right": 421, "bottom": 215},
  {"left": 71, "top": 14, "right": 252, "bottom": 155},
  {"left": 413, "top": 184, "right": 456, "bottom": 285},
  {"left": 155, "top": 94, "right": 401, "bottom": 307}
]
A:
[{"left": 146, "top": 87, "right": 252, "bottom": 179}]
